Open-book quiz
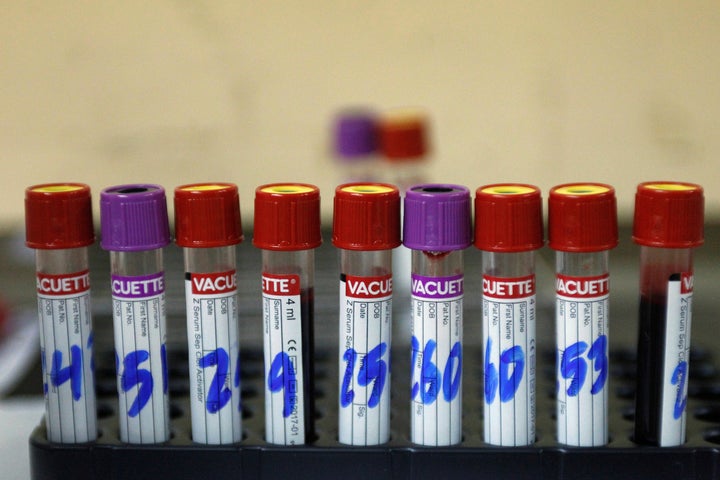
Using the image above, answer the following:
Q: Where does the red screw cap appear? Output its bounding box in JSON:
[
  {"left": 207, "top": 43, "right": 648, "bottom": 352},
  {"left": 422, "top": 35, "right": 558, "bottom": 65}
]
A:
[
  {"left": 633, "top": 181, "right": 704, "bottom": 248},
  {"left": 379, "top": 111, "right": 428, "bottom": 161},
  {"left": 475, "top": 184, "right": 544, "bottom": 252},
  {"left": 332, "top": 183, "right": 401, "bottom": 250},
  {"left": 253, "top": 183, "right": 322, "bottom": 251},
  {"left": 25, "top": 183, "right": 94, "bottom": 249},
  {"left": 548, "top": 183, "right": 618, "bottom": 252},
  {"left": 174, "top": 183, "right": 243, "bottom": 248}
]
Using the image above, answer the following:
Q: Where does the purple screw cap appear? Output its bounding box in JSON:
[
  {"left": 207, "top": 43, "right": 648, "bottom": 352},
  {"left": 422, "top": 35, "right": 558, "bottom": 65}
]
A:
[
  {"left": 403, "top": 184, "right": 472, "bottom": 251},
  {"left": 100, "top": 184, "right": 171, "bottom": 251},
  {"left": 334, "top": 110, "right": 377, "bottom": 159}
]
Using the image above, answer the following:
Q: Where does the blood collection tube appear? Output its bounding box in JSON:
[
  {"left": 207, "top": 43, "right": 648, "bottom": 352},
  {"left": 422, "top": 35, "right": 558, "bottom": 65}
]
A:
[
  {"left": 333, "top": 183, "right": 401, "bottom": 446},
  {"left": 404, "top": 184, "right": 471, "bottom": 446},
  {"left": 632, "top": 182, "right": 704, "bottom": 446},
  {"left": 25, "top": 183, "right": 97, "bottom": 443},
  {"left": 378, "top": 110, "right": 429, "bottom": 189},
  {"left": 475, "top": 184, "right": 544, "bottom": 447},
  {"left": 379, "top": 110, "right": 430, "bottom": 302},
  {"left": 253, "top": 183, "right": 322, "bottom": 445},
  {"left": 174, "top": 183, "right": 243, "bottom": 444},
  {"left": 548, "top": 183, "right": 618, "bottom": 447},
  {"left": 333, "top": 110, "right": 378, "bottom": 183},
  {"left": 100, "top": 184, "right": 171, "bottom": 444}
]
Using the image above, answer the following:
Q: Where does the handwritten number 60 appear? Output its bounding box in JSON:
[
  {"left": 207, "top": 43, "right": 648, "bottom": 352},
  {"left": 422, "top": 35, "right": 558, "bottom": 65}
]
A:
[
  {"left": 484, "top": 338, "right": 524, "bottom": 404},
  {"left": 411, "top": 337, "right": 462, "bottom": 405}
]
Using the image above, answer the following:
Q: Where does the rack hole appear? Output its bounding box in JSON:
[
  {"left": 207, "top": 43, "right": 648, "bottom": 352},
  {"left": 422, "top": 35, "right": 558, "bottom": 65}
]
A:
[{"left": 695, "top": 405, "right": 720, "bottom": 423}]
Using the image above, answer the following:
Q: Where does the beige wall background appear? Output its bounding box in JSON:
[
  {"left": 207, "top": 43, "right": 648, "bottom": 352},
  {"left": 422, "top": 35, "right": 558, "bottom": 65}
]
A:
[{"left": 2, "top": 1, "right": 718, "bottom": 230}]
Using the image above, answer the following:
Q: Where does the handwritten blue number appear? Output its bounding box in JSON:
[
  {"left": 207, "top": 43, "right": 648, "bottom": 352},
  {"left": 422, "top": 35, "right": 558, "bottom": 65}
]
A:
[
  {"left": 120, "top": 350, "right": 153, "bottom": 417},
  {"left": 560, "top": 342, "right": 588, "bottom": 397},
  {"left": 358, "top": 342, "right": 388, "bottom": 408},
  {"left": 419, "top": 340, "right": 440, "bottom": 404},
  {"left": 485, "top": 338, "right": 525, "bottom": 404},
  {"left": 341, "top": 343, "right": 388, "bottom": 409},
  {"left": 442, "top": 342, "right": 462, "bottom": 402},
  {"left": 268, "top": 351, "right": 297, "bottom": 418},
  {"left": 50, "top": 346, "right": 83, "bottom": 401},
  {"left": 587, "top": 335, "right": 608, "bottom": 394},
  {"left": 340, "top": 348, "right": 356, "bottom": 408},
  {"left": 484, "top": 338, "right": 499, "bottom": 404},
  {"left": 412, "top": 338, "right": 462, "bottom": 404},
  {"left": 200, "top": 348, "right": 233, "bottom": 414},
  {"left": 499, "top": 345, "right": 525, "bottom": 403},
  {"left": 410, "top": 336, "right": 420, "bottom": 400},
  {"left": 559, "top": 335, "right": 608, "bottom": 397},
  {"left": 671, "top": 361, "right": 688, "bottom": 420}
]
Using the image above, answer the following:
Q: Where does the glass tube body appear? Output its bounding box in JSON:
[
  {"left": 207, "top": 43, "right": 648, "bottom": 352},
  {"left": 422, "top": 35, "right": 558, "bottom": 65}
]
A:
[
  {"left": 35, "top": 247, "right": 97, "bottom": 443},
  {"left": 634, "top": 246, "right": 694, "bottom": 446},
  {"left": 110, "top": 248, "right": 170, "bottom": 444},
  {"left": 338, "top": 249, "right": 393, "bottom": 445},
  {"left": 555, "top": 250, "right": 609, "bottom": 447},
  {"left": 482, "top": 251, "right": 536, "bottom": 446},
  {"left": 183, "top": 245, "right": 241, "bottom": 444},
  {"left": 261, "top": 249, "right": 316, "bottom": 444},
  {"left": 410, "top": 250, "right": 463, "bottom": 446}
]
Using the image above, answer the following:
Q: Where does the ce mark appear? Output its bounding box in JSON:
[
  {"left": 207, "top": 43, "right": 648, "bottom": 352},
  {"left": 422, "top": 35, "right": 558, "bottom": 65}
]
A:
[{"left": 287, "top": 339, "right": 297, "bottom": 352}]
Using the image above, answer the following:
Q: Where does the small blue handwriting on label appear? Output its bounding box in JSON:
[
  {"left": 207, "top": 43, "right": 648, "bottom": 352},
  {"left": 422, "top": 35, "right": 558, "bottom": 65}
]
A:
[
  {"left": 340, "top": 342, "right": 388, "bottom": 409},
  {"left": 411, "top": 337, "right": 462, "bottom": 405},
  {"left": 558, "top": 334, "right": 608, "bottom": 397},
  {"left": 484, "top": 338, "right": 524, "bottom": 404}
]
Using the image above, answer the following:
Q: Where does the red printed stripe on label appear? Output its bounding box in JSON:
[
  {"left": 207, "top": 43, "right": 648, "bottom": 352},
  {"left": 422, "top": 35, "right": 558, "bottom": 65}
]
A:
[
  {"left": 37, "top": 270, "right": 90, "bottom": 295},
  {"left": 556, "top": 273, "right": 609, "bottom": 299},
  {"left": 190, "top": 270, "right": 237, "bottom": 295},
  {"left": 344, "top": 274, "right": 393, "bottom": 299},
  {"left": 681, "top": 273, "right": 694, "bottom": 294},
  {"left": 262, "top": 273, "right": 301, "bottom": 296},
  {"left": 482, "top": 274, "right": 535, "bottom": 299}
]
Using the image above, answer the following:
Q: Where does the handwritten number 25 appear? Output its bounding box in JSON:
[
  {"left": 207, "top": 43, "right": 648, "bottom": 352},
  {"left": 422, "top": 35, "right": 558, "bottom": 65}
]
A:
[
  {"left": 200, "top": 348, "right": 233, "bottom": 414},
  {"left": 340, "top": 342, "right": 388, "bottom": 408}
]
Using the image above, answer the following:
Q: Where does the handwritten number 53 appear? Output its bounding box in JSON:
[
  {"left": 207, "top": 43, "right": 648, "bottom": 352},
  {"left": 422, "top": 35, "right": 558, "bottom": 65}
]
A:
[{"left": 558, "top": 334, "right": 608, "bottom": 397}]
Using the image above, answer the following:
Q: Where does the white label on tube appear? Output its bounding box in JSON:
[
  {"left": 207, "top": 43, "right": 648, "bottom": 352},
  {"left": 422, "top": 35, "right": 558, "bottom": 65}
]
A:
[
  {"left": 659, "top": 273, "right": 693, "bottom": 446},
  {"left": 262, "top": 273, "right": 306, "bottom": 445},
  {"left": 112, "top": 272, "right": 170, "bottom": 444},
  {"left": 37, "top": 270, "right": 97, "bottom": 443},
  {"left": 185, "top": 270, "right": 241, "bottom": 444},
  {"left": 482, "top": 274, "right": 536, "bottom": 446},
  {"left": 410, "top": 273, "right": 463, "bottom": 446},
  {"left": 556, "top": 273, "right": 609, "bottom": 446},
  {"left": 338, "top": 273, "right": 392, "bottom": 446}
]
